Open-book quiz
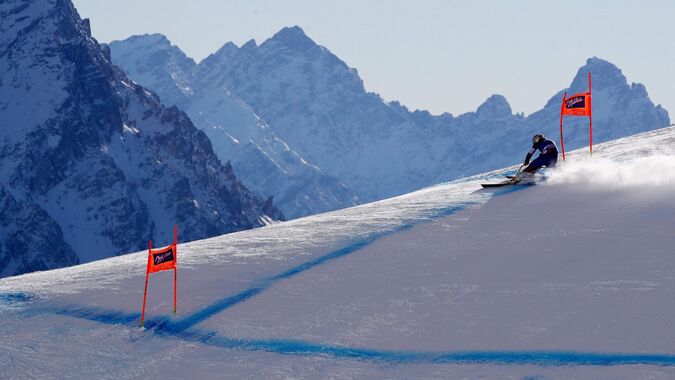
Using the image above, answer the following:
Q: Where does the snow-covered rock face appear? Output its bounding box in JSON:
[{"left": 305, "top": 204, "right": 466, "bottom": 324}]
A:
[
  {"left": 0, "top": 0, "right": 283, "bottom": 278},
  {"left": 475, "top": 94, "right": 513, "bottom": 119},
  {"left": 0, "top": 188, "right": 78, "bottom": 277},
  {"left": 109, "top": 33, "right": 360, "bottom": 219},
  {"left": 194, "top": 26, "right": 432, "bottom": 202},
  {"left": 110, "top": 26, "right": 670, "bottom": 210},
  {"left": 106, "top": 34, "right": 196, "bottom": 109}
]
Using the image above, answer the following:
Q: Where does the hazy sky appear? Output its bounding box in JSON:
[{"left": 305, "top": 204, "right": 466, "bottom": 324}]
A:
[{"left": 72, "top": 0, "right": 674, "bottom": 117}]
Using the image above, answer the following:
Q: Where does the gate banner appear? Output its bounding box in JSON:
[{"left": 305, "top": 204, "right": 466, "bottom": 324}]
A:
[
  {"left": 562, "top": 92, "right": 591, "bottom": 116},
  {"left": 148, "top": 245, "right": 176, "bottom": 274}
]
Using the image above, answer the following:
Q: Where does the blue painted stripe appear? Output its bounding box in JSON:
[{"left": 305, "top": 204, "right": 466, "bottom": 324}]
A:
[
  {"left": 162, "top": 239, "right": 376, "bottom": 333},
  {"left": 30, "top": 304, "right": 675, "bottom": 367},
  {"left": 179, "top": 332, "right": 675, "bottom": 366},
  {"left": 0, "top": 292, "right": 34, "bottom": 305},
  {"left": 163, "top": 203, "right": 473, "bottom": 332},
  {"left": 48, "top": 305, "right": 142, "bottom": 325}
]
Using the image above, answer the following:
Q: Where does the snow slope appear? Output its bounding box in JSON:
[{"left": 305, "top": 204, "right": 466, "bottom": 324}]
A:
[{"left": 2, "top": 126, "right": 675, "bottom": 378}]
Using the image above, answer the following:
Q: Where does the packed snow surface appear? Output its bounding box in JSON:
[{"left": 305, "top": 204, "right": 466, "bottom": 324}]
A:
[{"left": 2, "top": 127, "right": 675, "bottom": 378}]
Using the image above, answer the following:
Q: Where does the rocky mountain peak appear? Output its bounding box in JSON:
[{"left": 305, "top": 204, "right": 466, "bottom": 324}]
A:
[
  {"left": 263, "top": 25, "right": 317, "bottom": 52},
  {"left": 241, "top": 39, "right": 257, "bottom": 50},
  {"left": 109, "top": 33, "right": 195, "bottom": 67},
  {"left": 109, "top": 33, "right": 197, "bottom": 108},
  {"left": 271, "top": 25, "right": 309, "bottom": 42},
  {"left": 569, "top": 57, "right": 627, "bottom": 94},
  {"left": 476, "top": 94, "right": 513, "bottom": 118},
  {"left": 126, "top": 33, "right": 171, "bottom": 48}
]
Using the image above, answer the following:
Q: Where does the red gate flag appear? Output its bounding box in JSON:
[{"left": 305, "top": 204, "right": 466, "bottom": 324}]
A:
[
  {"left": 559, "top": 72, "right": 593, "bottom": 160},
  {"left": 140, "top": 225, "right": 178, "bottom": 327},
  {"left": 147, "top": 245, "right": 176, "bottom": 273},
  {"left": 562, "top": 92, "right": 591, "bottom": 116}
]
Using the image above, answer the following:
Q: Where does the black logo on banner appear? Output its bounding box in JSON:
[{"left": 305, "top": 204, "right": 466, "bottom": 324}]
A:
[
  {"left": 566, "top": 95, "right": 586, "bottom": 109},
  {"left": 153, "top": 248, "right": 175, "bottom": 266}
]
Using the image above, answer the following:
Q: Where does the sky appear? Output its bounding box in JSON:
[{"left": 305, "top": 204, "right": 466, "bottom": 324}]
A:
[{"left": 72, "top": 0, "right": 674, "bottom": 117}]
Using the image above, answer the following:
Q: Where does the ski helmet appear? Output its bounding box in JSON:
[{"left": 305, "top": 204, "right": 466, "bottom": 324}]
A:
[{"left": 532, "top": 134, "right": 544, "bottom": 145}]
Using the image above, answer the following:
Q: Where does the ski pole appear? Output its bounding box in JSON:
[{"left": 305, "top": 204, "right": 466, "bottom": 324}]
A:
[
  {"left": 510, "top": 164, "right": 526, "bottom": 183},
  {"left": 515, "top": 164, "right": 526, "bottom": 176}
]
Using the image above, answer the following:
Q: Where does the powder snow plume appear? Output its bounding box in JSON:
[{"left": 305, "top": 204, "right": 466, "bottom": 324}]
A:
[{"left": 547, "top": 154, "right": 675, "bottom": 188}]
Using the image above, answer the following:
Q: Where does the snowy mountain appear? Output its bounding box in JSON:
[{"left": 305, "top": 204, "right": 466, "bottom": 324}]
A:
[
  {"left": 108, "top": 34, "right": 197, "bottom": 110},
  {"left": 116, "top": 26, "right": 667, "bottom": 204},
  {"left": 2, "top": 127, "right": 675, "bottom": 378},
  {"left": 176, "top": 26, "right": 436, "bottom": 202},
  {"left": 109, "top": 35, "right": 360, "bottom": 219},
  {"left": 0, "top": 0, "right": 283, "bottom": 278}
]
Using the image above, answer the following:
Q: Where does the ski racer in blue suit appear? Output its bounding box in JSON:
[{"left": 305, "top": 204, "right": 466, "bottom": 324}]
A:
[{"left": 522, "top": 134, "right": 558, "bottom": 174}]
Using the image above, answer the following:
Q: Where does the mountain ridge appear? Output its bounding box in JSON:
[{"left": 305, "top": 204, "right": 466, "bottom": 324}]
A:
[
  {"left": 110, "top": 25, "right": 669, "bottom": 209},
  {"left": 110, "top": 28, "right": 361, "bottom": 219}
]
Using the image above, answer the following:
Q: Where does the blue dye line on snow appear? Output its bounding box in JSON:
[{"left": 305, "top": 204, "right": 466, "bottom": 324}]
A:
[
  {"left": 161, "top": 203, "right": 473, "bottom": 333},
  {"left": 179, "top": 332, "right": 675, "bottom": 366},
  {"left": 162, "top": 238, "right": 378, "bottom": 333},
  {"left": 25, "top": 304, "right": 675, "bottom": 367},
  {"left": 0, "top": 292, "right": 34, "bottom": 305},
  {"left": 48, "top": 305, "right": 142, "bottom": 325}
]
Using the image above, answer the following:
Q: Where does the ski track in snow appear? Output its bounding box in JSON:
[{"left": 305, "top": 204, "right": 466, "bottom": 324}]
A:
[{"left": 3, "top": 127, "right": 675, "bottom": 374}]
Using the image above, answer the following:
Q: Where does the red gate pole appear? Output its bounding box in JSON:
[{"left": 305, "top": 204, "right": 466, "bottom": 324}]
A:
[
  {"left": 589, "top": 108, "right": 593, "bottom": 156},
  {"left": 140, "top": 240, "right": 152, "bottom": 327},
  {"left": 559, "top": 91, "right": 567, "bottom": 161},
  {"left": 588, "top": 72, "right": 593, "bottom": 156},
  {"left": 173, "top": 225, "right": 177, "bottom": 315}
]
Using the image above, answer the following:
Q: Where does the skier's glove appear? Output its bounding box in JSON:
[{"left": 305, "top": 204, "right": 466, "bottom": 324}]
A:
[{"left": 523, "top": 159, "right": 530, "bottom": 166}]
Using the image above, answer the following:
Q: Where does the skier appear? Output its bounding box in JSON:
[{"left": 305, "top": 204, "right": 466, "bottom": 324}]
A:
[
  {"left": 515, "top": 134, "right": 558, "bottom": 180},
  {"left": 481, "top": 134, "right": 560, "bottom": 188}
]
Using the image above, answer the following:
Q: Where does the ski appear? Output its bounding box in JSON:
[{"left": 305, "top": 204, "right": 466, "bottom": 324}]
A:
[{"left": 481, "top": 181, "right": 518, "bottom": 188}]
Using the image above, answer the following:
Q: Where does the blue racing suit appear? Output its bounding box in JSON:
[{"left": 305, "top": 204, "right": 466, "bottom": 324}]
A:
[{"left": 524, "top": 138, "right": 558, "bottom": 172}]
